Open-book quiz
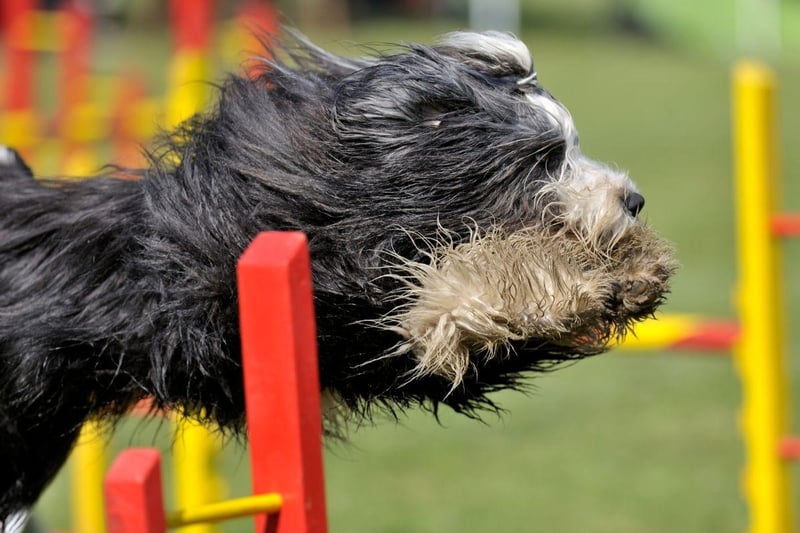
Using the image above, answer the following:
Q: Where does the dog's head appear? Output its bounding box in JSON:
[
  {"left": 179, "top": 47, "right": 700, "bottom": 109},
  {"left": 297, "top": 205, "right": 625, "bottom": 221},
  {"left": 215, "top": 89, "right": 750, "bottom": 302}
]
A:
[
  {"left": 326, "top": 31, "right": 643, "bottom": 249},
  {"left": 195, "top": 31, "right": 676, "bottom": 405}
]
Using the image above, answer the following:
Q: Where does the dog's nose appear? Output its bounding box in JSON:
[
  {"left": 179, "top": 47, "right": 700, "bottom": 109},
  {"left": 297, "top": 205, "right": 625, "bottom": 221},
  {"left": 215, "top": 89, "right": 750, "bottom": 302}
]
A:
[{"left": 624, "top": 192, "right": 645, "bottom": 217}]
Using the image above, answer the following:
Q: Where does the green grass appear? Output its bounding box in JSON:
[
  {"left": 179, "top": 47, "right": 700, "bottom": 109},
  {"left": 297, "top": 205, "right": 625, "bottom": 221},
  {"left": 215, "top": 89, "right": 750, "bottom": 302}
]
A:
[{"left": 20, "top": 11, "right": 800, "bottom": 533}]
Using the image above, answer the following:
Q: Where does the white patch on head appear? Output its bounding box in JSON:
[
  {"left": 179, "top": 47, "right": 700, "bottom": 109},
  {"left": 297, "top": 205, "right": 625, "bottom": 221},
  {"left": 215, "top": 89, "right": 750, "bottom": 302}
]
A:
[
  {"left": 0, "top": 146, "right": 16, "bottom": 166},
  {"left": 438, "top": 31, "right": 532, "bottom": 74},
  {"left": 526, "top": 92, "right": 578, "bottom": 147}
]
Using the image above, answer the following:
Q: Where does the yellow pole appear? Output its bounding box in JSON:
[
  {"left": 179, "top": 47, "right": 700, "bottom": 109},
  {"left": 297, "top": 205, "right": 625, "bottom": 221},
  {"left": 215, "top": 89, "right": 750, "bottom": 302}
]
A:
[
  {"left": 70, "top": 421, "right": 107, "bottom": 533},
  {"left": 733, "top": 61, "right": 793, "bottom": 533},
  {"left": 60, "top": 142, "right": 99, "bottom": 177},
  {"left": 0, "top": 110, "right": 39, "bottom": 150},
  {"left": 166, "top": 51, "right": 210, "bottom": 128},
  {"left": 173, "top": 416, "right": 224, "bottom": 533}
]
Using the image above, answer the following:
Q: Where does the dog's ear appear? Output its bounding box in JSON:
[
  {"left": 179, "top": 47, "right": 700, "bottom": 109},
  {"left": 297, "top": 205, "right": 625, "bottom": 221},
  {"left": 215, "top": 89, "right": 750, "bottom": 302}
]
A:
[
  {"left": 332, "top": 61, "right": 473, "bottom": 132},
  {"left": 434, "top": 31, "right": 534, "bottom": 80},
  {"left": 0, "top": 146, "right": 33, "bottom": 180}
]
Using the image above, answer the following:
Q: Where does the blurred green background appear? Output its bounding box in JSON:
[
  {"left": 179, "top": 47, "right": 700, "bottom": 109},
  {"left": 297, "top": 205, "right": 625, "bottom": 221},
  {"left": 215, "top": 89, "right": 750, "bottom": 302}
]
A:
[{"left": 10, "top": 0, "right": 800, "bottom": 531}]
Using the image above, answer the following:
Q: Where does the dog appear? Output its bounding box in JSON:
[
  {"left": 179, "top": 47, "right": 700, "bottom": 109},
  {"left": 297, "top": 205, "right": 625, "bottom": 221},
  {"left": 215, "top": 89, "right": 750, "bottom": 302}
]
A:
[{"left": 0, "top": 30, "right": 676, "bottom": 522}]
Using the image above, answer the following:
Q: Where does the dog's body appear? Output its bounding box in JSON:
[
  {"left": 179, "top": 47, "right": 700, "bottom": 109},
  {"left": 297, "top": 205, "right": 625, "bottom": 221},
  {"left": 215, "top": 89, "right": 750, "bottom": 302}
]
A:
[{"left": 0, "top": 32, "right": 676, "bottom": 520}]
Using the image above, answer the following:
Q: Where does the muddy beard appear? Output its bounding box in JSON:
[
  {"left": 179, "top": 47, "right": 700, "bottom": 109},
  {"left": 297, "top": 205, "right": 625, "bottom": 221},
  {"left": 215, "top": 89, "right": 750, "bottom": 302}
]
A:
[{"left": 373, "top": 222, "right": 678, "bottom": 389}]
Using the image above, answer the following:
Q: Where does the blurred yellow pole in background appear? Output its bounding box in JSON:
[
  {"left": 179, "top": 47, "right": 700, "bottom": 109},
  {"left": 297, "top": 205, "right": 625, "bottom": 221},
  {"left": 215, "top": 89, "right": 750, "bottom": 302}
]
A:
[
  {"left": 167, "top": 7, "right": 222, "bottom": 527},
  {"left": 70, "top": 421, "right": 106, "bottom": 533},
  {"left": 166, "top": 51, "right": 211, "bottom": 128}
]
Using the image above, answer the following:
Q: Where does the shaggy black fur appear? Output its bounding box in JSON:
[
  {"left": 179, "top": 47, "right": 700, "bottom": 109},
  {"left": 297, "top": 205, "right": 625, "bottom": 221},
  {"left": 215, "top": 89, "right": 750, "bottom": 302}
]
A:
[{"left": 0, "top": 32, "right": 670, "bottom": 519}]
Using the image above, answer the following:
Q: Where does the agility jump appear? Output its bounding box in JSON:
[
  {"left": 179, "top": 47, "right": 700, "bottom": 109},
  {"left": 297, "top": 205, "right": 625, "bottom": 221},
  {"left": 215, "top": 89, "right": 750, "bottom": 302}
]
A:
[{"left": 105, "top": 232, "right": 328, "bottom": 533}]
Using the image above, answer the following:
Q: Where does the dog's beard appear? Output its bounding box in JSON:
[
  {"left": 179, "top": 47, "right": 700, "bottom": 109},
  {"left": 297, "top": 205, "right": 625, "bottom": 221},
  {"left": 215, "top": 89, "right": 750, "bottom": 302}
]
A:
[{"left": 373, "top": 221, "right": 677, "bottom": 390}]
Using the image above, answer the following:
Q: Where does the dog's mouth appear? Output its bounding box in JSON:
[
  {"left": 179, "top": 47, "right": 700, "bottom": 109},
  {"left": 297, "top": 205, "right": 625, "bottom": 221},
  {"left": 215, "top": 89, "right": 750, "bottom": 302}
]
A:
[{"left": 374, "top": 222, "right": 677, "bottom": 389}]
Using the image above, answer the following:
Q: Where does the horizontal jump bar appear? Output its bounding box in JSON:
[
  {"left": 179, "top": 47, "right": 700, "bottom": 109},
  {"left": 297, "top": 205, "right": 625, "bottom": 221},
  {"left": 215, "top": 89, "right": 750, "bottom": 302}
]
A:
[
  {"left": 778, "top": 436, "right": 800, "bottom": 461},
  {"left": 166, "top": 493, "right": 283, "bottom": 528},
  {"left": 771, "top": 213, "right": 800, "bottom": 237}
]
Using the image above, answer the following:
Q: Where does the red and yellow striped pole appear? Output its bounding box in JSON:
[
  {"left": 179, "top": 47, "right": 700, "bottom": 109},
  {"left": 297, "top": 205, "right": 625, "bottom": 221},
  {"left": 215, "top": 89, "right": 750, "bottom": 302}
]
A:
[
  {"left": 733, "top": 61, "right": 793, "bottom": 533},
  {"left": 1, "top": 0, "right": 39, "bottom": 152},
  {"left": 166, "top": 3, "right": 223, "bottom": 531},
  {"left": 166, "top": 0, "right": 213, "bottom": 128},
  {"left": 58, "top": 1, "right": 101, "bottom": 175},
  {"left": 616, "top": 314, "right": 739, "bottom": 352}
]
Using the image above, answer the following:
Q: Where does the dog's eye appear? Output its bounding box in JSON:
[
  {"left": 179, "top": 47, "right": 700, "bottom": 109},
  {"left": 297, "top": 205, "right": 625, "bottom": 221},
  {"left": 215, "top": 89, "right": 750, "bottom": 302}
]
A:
[
  {"left": 534, "top": 142, "right": 566, "bottom": 174},
  {"left": 549, "top": 142, "right": 566, "bottom": 159},
  {"left": 538, "top": 142, "right": 565, "bottom": 161}
]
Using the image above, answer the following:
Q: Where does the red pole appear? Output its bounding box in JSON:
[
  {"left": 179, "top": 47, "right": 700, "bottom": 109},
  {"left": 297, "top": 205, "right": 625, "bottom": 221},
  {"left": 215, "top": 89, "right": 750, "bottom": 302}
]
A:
[
  {"left": 237, "top": 0, "right": 279, "bottom": 38},
  {"left": 2, "top": 0, "right": 36, "bottom": 112},
  {"left": 236, "top": 0, "right": 279, "bottom": 74},
  {"left": 170, "top": 0, "right": 213, "bottom": 52},
  {"left": 237, "top": 232, "right": 328, "bottom": 533},
  {"left": 104, "top": 449, "right": 167, "bottom": 533},
  {"left": 111, "top": 73, "right": 148, "bottom": 168},
  {"left": 771, "top": 212, "right": 800, "bottom": 237},
  {"left": 58, "top": 1, "right": 93, "bottom": 128}
]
